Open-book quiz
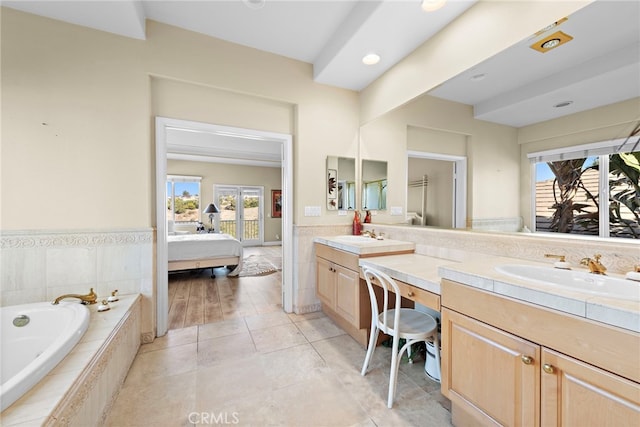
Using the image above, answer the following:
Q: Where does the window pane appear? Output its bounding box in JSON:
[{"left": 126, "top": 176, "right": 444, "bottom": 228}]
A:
[
  {"left": 535, "top": 157, "right": 599, "bottom": 236},
  {"left": 608, "top": 151, "right": 640, "bottom": 239},
  {"left": 217, "top": 191, "right": 238, "bottom": 238},
  {"left": 173, "top": 181, "right": 200, "bottom": 222}
]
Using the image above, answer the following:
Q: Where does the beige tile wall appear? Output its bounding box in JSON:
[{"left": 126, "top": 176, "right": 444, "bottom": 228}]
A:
[{"left": 0, "top": 229, "right": 154, "bottom": 340}]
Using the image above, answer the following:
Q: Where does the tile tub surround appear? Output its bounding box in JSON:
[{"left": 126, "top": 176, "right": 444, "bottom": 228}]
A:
[
  {"left": 0, "top": 294, "right": 141, "bottom": 426},
  {"left": 0, "top": 228, "right": 154, "bottom": 342}
]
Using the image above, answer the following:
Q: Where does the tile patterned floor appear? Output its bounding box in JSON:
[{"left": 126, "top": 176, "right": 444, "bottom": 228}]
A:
[
  {"left": 106, "top": 246, "right": 451, "bottom": 426},
  {"left": 105, "top": 310, "right": 452, "bottom": 426}
]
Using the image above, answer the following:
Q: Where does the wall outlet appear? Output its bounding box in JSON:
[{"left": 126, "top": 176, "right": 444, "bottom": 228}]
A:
[{"left": 390, "top": 206, "right": 403, "bottom": 216}]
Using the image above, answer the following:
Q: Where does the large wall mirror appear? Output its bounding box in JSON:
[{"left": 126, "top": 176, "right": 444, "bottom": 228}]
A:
[
  {"left": 327, "top": 156, "right": 356, "bottom": 211},
  {"left": 362, "top": 159, "right": 387, "bottom": 211}
]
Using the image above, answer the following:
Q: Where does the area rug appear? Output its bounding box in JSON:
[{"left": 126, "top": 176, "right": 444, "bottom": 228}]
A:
[{"left": 237, "top": 254, "right": 281, "bottom": 277}]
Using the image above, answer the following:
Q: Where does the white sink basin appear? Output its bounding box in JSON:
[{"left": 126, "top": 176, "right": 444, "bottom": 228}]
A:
[
  {"left": 334, "top": 235, "right": 376, "bottom": 243},
  {"left": 495, "top": 264, "right": 640, "bottom": 301}
]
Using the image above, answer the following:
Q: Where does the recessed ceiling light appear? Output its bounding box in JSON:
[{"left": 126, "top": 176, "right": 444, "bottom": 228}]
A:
[
  {"left": 541, "top": 39, "right": 561, "bottom": 49},
  {"left": 421, "top": 0, "right": 446, "bottom": 12},
  {"left": 362, "top": 53, "right": 380, "bottom": 65},
  {"left": 470, "top": 73, "right": 486, "bottom": 82},
  {"left": 530, "top": 31, "right": 573, "bottom": 53},
  {"left": 554, "top": 101, "right": 573, "bottom": 108}
]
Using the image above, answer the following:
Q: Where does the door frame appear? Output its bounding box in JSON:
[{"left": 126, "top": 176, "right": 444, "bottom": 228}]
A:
[
  {"left": 407, "top": 150, "right": 467, "bottom": 228},
  {"left": 155, "top": 117, "right": 293, "bottom": 337}
]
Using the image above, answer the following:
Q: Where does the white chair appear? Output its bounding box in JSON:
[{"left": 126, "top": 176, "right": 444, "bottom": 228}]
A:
[{"left": 360, "top": 265, "right": 440, "bottom": 408}]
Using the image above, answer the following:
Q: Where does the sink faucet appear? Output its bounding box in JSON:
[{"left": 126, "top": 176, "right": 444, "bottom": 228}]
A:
[
  {"left": 52, "top": 288, "right": 98, "bottom": 305},
  {"left": 361, "top": 229, "right": 376, "bottom": 238},
  {"left": 580, "top": 254, "right": 607, "bottom": 275}
]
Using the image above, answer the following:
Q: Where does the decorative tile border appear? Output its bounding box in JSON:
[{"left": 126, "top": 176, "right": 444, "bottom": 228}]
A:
[{"left": 1, "top": 229, "right": 153, "bottom": 249}]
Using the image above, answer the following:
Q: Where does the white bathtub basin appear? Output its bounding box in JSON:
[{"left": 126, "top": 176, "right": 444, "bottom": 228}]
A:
[
  {"left": 1, "top": 301, "right": 90, "bottom": 411},
  {"left": 334, "top": 235, "right": 376, "bottom": 243},
  {"left": 495, "top": 264, "right": 640, "bottom": 300}
]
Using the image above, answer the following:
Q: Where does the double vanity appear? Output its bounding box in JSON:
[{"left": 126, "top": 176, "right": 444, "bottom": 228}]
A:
[{"left": 314, "top": 235, "right": 640, "bottom": 426}]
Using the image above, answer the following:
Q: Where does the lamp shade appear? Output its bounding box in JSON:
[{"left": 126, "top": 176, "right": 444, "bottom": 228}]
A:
[{"left": 203, "top": 203, "right": 220, "bottom": 214}]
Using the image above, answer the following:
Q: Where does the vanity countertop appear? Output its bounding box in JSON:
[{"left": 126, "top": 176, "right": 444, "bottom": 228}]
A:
[
  {"left": 351, "top": 251, "right": 639, "bottom": 334},
  {"left": 314, "top": 236, "right": 415, "bottom": 256},
  {"left": 438, "top": 256, "right": 640, "bottom": 333},
  {"left": 359, "top": 253, "right": 458, "bottom": 295}
]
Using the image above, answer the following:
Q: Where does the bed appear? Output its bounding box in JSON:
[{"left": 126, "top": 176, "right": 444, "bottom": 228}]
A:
[{"left": 167, "top": 233, "right": 243, "bottom": 276}]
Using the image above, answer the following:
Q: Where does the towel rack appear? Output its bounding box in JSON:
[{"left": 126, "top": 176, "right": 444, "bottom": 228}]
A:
[{"left": 408, "top": 175, "right": 428, "bottom": 226}]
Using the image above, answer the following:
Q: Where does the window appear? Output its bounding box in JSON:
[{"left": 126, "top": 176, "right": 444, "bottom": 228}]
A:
[
  {"left": 530, "top": 138, "right": 640, "bottom": 239},
  {"left": 167, "top": 175, "right": 201, "bottom": 223}
]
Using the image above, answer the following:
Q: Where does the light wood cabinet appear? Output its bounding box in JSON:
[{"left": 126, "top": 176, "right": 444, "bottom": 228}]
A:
[
  {"left": 541, "top": 348, "right": 640, "bottom": 427},
  {"left": 334, "top": 264, "right": 360, "bottom": 325},
  {"left": 316, "top": 256, "right": 336, "bottom": 310},
  {"left": 441, "top": 279, "right": 640, "bottom": 427},
  {"left": 442, "top": 308, "right": 540, "bottom": 427},
  {"left": 315, "top": 243, "right": 370, "bottom": 345}
]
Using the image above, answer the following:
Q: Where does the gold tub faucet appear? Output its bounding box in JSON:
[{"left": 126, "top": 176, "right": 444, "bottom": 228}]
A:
[
  {"left": 580, "top": 254, "right": 607, "bottom": 275},
  {"left": 52, "top": 288, "right": 98, "bottom": 305}
]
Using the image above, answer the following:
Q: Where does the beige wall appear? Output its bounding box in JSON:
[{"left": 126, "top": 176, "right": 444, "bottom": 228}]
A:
[
  {"left": 360, "top": 94, "right": 520, "bottom": 225},
  {"left": 167, "top": 159, "right": 282, "bottom": 242},
  {"left": 408, "top": 157, "right": 453, "bottom": 228},
  {"left": 1, "top": 9, "right": 360, "bottom": 231}
]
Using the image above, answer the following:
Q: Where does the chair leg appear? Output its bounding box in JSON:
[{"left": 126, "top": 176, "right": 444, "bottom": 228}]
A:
[
  {"left": 387, "top": 334, "right": 401, "bottom": 408},
  {"left": 361, "top": 326, "right": 379, "bottom": 376},
  {"left": 407, "top": 343, "right": 413, "bottom": 364}
]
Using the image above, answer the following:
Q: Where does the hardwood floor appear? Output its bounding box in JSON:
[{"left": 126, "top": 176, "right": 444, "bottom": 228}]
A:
[{"left": 167, "top": 246, "right": 282, "bottom": 330}]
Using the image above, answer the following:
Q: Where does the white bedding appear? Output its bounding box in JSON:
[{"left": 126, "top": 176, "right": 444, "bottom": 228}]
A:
[{"left": 167, "top": 233, "right": 243, "bottom": 275}]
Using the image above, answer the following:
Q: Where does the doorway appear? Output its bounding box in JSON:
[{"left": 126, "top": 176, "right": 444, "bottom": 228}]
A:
[
  {"left": 156, "top": 117, "right": 293, "bottom": 337},
  {"left": 214, "top": 185, "right": 264, "bottom": 246},
  {"left": 407, "top": 151, "right": 467, "bottom": 228}
]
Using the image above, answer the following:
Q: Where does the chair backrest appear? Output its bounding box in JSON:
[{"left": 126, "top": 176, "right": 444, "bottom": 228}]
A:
[{"left": 361, "top": 265, "right": 402, "bottom": 334}]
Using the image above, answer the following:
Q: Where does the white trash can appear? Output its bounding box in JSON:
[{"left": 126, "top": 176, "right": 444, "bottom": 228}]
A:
[{"left": 424, "top": 340, "right": 441, "bottom": 382}]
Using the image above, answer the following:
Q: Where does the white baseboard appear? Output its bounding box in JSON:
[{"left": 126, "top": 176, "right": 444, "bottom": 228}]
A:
[{"left": 262, "top": 241, "right": 282, "bottom": 246}]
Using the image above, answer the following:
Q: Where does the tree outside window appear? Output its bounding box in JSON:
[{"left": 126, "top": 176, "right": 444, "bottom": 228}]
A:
[{"left": 167, "top": 177, "right": 201, "bottom": 223}]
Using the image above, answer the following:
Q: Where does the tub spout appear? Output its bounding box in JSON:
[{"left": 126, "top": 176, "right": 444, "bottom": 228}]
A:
[{"left": 52, "top": 288, "right": 98, "bottom": 305}]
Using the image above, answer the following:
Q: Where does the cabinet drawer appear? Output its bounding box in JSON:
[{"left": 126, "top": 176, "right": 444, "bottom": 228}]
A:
[
  {"left": 396, "top": 279, "right": 440, "bottom": 311},
  {"left": 315, "top": 243, "right": 359, "bottom": 271}
]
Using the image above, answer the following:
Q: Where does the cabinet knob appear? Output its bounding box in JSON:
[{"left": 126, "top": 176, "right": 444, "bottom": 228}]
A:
[
  {"left": 543, "top": 364, "right": 555, "bottom": 374},
  {"left": 407, "top": 291, "right": 415, "bottom": 297},
  {"left": 521, "top": 355, "right": 534, "bottom": 365}
]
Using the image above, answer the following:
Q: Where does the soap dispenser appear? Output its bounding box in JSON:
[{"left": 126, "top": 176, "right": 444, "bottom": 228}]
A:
[{"left": 352, "top": 211, "right": 362, "bottom": 235}]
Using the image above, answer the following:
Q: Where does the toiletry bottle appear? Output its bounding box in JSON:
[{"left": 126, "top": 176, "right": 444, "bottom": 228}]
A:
[
  {"left": 353, "top": 211, "right": 362, "bottom": 235},
  {"left": 364, "top": 210, "right": 371, "bottom": 223}
]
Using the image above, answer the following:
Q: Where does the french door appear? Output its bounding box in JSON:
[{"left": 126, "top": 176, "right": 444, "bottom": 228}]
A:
[{"left": 214, "top": 185, "right": 263, "bottom": 246}]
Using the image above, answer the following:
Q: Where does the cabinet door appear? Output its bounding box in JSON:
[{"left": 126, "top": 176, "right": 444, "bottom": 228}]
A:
[
  {"left": 334, "top": 264, "right": 360, "bottom": 326},
  {"left": 541, "top": 348, "right": 640, "bottom": 427},
  {"left": 442, "top": 308, "right": 540, "bottom": 427},
  {"left": 316, "top": 257, "right": 335, "bottom": 310}
]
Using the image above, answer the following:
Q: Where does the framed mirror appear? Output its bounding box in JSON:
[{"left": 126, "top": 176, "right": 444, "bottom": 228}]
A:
[
  {"left": 327, "top": 156, "right": 356, "bottom": 211},
  {"left": 362, "top": 159, "right": 387, "bottom": 211}
]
